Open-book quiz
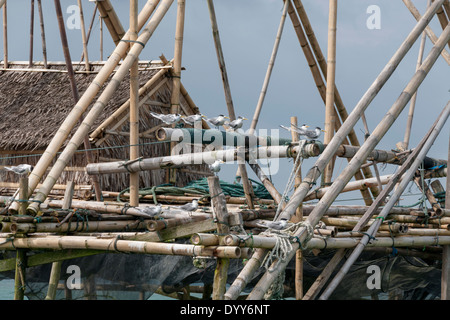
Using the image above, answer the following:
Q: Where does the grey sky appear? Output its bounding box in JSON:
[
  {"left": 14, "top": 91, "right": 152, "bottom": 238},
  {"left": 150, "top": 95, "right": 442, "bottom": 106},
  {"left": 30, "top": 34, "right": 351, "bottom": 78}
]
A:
[{"left": 2, "top": 0, "right": 449, "bottom": 205}]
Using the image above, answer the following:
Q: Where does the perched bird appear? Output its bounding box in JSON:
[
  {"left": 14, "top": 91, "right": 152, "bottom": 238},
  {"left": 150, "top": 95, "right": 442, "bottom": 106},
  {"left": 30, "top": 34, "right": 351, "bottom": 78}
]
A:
[
  {"left": 182, "top": 114, "right": 205, "bottom": 126},
  {"left": 227, "top": 116, "right": 248, "bottom": 131},
  {"left": 4, "top": 164, "right": 33, "bottom": 176},
  {"left": 256, "top": 218, "right": 289, "bottom": 231},
  {"left": 209, "top": 160, "right": 224, "bottom": 175},
  {"left": 150, "top": 111, "right": 182, "bottom": 125},
  {"left": 137, "top": 203, "right": 162, "bottom": 217},
  {"left": 205, "top": 114, "right": 229, "bottom": 128},
  {"left": 174, "top": 199, "right": 199, "bottom": 213},
  {"left": 280, "top": 124, "right": 309, "bottom": 135},
  {"left": 304, "top": 127, "right": 325, "bottom": 140}
]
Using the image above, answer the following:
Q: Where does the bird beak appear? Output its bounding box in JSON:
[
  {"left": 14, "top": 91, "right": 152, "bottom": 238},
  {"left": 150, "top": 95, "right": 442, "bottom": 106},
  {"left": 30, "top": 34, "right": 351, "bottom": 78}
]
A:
[
  {"left": 243, "top": 117, "right": 248, "bottom": 120},
  {"left": 224, "top": 116, "right": 230, "bottom": 119},
  {"left": 321, "top": 129, "right": 326, "bottom": 132},
  {"left": 305, "top": 125, "right": 310, "bottom": 128}
]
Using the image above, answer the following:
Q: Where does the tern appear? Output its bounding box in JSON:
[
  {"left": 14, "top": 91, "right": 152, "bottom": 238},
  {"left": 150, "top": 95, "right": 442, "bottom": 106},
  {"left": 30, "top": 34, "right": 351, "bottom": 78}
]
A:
[
  {"left": 209, "top": 160, "right": 224, "bottom": 175},
  {"left": 150, "top": 111, "right": 182, "bottom": 125},
  {"left": 256, "top": 218, "right": 289, "bottom": 231},
  {"left": 173, "top": 199, "right": 199, "bottom": 214},
  {"left": 227, "top": 116, "right": 248, "bottom": 131},
  {"left": 205, "top": 114, "right": 229, "bottom": 128},
  {"left": 4, "top": 164, "right": 33, "bottom": 176},
  {"left": 136, "top": 203, "right": 162, "bottom": 217},
  {"left": 304, "top": 127, "right": 325, "bottom": 140},
  {"left": 280, "top": 124, "right": 309, "bottom": 135},
  {"left": 182, "top": 114, "right": 205, "bottom": 126}
]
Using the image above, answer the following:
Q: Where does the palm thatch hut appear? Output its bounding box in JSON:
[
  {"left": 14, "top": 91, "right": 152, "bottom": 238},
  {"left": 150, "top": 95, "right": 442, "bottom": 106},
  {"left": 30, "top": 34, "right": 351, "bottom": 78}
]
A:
[{"left": 0, "top": 60, "right": 211, "bottom": 200}]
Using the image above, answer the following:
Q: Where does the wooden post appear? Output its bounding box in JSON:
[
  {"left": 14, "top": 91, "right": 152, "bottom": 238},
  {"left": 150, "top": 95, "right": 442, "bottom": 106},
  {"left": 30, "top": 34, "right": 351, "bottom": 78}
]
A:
[
  {"left": 77, "top": 0, "right": 90, "bottom": 72},
  {"left": 129, "top": 0, "right": 140, "bottom": 207},
  {"left": 207, "top": 176, "right": 230, "bottom": 300},
  {"left": 14, "top": 177, "right": 28, "bottom": 300},
  {"left": 29, "top": 0, "right": 34, "bottom": 68},
  {"left": 54, "top": 0, "right": 103, "bottom": 203},
  {"left": 2, "top": 0, "right": 7, "bottom": 69},
  {"left": 323, "top": 0, "right": 337, "bottom": 185},
  {"left": 442, "top": 125, "right": 450, "bottom": 300},
  {"left": 36, "top": 0, "right": 47, "bottom": 69},
  {"left": 99, "top": 12, "right": 103, "bottom": 60},
  {"left": 45, "top": 181, "right": 75, "bottom": 300},
  {"left": 249, "top": 0, "right": 288, "bottom": 135}
]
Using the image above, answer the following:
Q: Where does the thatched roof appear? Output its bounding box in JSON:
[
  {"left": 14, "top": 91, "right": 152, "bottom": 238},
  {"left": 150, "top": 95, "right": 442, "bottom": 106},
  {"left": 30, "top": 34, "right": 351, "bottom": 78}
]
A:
[{"left": 0, "top": 61, "right": 210, "bottom": 193}]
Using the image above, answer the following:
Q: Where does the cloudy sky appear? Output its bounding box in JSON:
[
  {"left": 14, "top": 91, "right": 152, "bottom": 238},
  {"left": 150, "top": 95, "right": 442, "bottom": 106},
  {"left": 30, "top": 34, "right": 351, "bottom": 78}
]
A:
[{"left": 2, "top": 0, "right": 449, "bottom": 205}]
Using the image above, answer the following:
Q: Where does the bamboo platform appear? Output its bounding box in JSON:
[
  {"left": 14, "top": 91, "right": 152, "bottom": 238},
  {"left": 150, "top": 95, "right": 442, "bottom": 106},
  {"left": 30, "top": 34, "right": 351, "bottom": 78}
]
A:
[{"left": 0, "top": 0, "right": 449, "bottom": 301}]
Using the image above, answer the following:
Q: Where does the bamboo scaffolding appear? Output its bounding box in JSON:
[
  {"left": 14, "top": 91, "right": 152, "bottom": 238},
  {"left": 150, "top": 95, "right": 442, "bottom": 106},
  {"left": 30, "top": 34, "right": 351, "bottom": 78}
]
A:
[
  {"left": 248, "top": 0, "right": 288, "bottom": 135},
  {"left": 286, "top": 0, "right": 375, "bottom": 205},
  {"left": 129, "top": 0, "right": 140, "bottom": 207},
  {"left": 403, "top": 0, "right": 430, "bottom": 150},
  {"left": 26, "top": 0, "right": 175, "bottom": 216},
  {"left": 443, "top": 122, "right": 450, "bottom": 300},
  {"left": 45, "top": 181, "right": 74, "bottom": 300},
  {"left": 8, "top": 0, "right": 162, "bottom": 215},
  {"left": 96, "top": 0, "right": 126, "bottom": 46},
  {"left": 243, "top": 4, "right": 447, "bottom": 299},
  {"left": 403, "top": 0, "right": 450, "bottom": 65},
  {"left": 54, "top": 0, "right": 103, "bottom": 202},
  {"left": 319, "top": 100, "right": 450, "bottom": 300}
]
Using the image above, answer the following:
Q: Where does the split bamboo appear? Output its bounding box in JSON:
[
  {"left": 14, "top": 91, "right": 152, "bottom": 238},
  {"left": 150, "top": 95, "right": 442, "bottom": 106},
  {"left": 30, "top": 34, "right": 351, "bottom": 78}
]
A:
[
  {"left": 26, "top": 0, "right": 175, "bottom": 216},
  {"left": 8, "top": 0, "right": 162, "bottom": 214},
  {"left": 244, "top": 3, "right": 447, "bottom": 299}
]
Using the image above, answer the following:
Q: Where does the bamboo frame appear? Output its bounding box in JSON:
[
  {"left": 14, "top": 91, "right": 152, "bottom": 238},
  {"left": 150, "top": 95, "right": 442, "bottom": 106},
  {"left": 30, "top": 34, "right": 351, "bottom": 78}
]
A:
[
  {"left": 26, "top": 0, "right": 175, "bottom": 216},
  {"left": 36, "top": 0, "right": 47, "bottom": 69},
  {"left": 8, "top": 0, "right": 162, "bottom": 215},
  {"left": 77, "top": 0, "right": 90, "bottom": 72}
]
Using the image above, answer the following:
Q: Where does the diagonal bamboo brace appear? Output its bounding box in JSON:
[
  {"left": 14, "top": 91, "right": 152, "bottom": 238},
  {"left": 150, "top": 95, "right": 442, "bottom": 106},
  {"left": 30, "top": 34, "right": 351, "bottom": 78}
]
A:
[{"left": 240, "top": 1, "right": 446, "bottom": 300}]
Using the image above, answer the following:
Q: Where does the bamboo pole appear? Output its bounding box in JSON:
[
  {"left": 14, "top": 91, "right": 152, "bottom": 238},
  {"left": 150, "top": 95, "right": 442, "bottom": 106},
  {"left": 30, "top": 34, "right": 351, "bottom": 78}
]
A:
[
  {"left": 28, "top": 0, "right": 34, "bottom": 68},
  {"left": 403, "top": 0, "right": 450, "bottom": 65},
  {"left": 79, "top": 4, "right": 97, "bottom": 65},
  {"left": 403, "top": 0, "right": 430, "bottom": 150},
  {"left": 36, "top": 0, "right": 47, "bottom": 69},
  {"left": 292, "top": 0, "right": 379, "bottom": 200},
  {"left": 248, "top": 0, "right": 288, "bottom": 135},
  {"left": 442, "top": 124, "right": 450, "bottom": 300},
  {"left": 323, "top": 0, "right": 337, "bottom": 185},
  {"left": 208, "top": 176, "right": 230, "bottom": 300},
  {"left": 45, "top": 181, "right": 74, "bottom": 300},
  {"left": 167, "top": 0, "right": 185, "bottom": 184},
  {"left": 26, "top": 0, "right": 174, "bottom": 216},
  {"left": 129, "top": 0, "right": 140, "bottom": 207},
  {"left": 287, "top": 0, "right": 375, "bottom": 205},
  {"left": 2, "top": 0, "right": 6, "bottom": 69},
  {"left": 77, "top": 0, "right": 90, "bottom": 72},
  {"left": 99, "top": 11, "right": 103, "bottom": 60},
  {"left": 319, "top": 100, "right": 450, "bottom": 300},
  {"left": 53, "top": 0, "right": 103, "bottom": 203},
  {"left": 0, "top": 236, "right": 243, "bottom": 259},
  {"left": 206, "top": 0, "right": 236, "bottom": 121},
  {"left": 8, "top": 0, "right": 162, "bottom": 214},
  {"left": 14, "top": 177, "right": 29, "bottom": 300},
  {"left": 436, "top": 3, "right": 450, "bottom": 49},
  {"left": 245, "top": 7, "right": 448, "bottom": 300}
]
